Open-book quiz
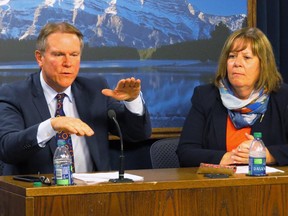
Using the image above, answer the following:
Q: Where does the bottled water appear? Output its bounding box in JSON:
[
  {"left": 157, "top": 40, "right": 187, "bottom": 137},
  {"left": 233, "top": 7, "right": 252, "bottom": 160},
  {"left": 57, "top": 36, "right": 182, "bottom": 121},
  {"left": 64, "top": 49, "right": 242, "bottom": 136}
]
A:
[
  {"left": 53, "top": 139, "right": 73, "bottom": 185},
  {"left": 248, "top": 132, "right": 266, "bottom": 176}
]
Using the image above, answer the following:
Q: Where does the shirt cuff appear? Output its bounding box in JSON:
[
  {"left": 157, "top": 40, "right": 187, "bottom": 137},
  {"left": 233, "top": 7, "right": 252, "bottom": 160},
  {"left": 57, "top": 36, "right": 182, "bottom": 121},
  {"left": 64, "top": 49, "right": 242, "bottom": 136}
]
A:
[
  {"left": 123, "top": 92, "right": 144, "bottom": 116},
  {"left": 37, "top": 119, "right": 56, "bottom": 148}
]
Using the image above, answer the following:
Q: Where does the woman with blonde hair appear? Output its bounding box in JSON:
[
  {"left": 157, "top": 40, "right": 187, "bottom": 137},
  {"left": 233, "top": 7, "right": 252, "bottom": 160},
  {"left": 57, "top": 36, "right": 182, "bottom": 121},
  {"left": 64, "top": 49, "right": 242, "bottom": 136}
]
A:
[{"left": 177, "top": 27, "right": 288, "bottom": 167}]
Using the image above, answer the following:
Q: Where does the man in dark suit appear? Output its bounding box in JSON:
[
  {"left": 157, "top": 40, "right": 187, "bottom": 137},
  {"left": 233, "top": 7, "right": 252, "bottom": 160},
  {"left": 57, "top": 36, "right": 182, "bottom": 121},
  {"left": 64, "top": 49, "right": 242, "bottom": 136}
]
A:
[{"left": 0, "top": 22, "right": 151, "bottom": 175}]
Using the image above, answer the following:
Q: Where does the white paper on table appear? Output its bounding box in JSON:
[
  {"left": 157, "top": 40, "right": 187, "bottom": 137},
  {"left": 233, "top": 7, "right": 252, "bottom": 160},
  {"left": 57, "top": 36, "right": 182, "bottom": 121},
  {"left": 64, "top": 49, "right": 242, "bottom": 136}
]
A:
[
  {"left": 72, "top": 172, "right": 144, "bottom": 185},
  {"left": 236, "top": 166, "right": 284, "bottom": 174}
]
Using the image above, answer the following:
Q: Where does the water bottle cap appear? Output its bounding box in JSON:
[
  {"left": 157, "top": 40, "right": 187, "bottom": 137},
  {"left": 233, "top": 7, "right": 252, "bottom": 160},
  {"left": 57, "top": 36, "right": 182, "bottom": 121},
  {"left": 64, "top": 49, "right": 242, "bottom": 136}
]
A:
[{"left": 253, "top": 132, "right": 262, "bottom": 138}]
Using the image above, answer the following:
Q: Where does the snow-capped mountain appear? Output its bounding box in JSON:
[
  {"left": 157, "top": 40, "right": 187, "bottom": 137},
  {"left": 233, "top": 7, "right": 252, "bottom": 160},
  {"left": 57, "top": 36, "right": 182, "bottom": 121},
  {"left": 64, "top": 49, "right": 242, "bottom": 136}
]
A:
[{"left": 0, "top": 0, "right": 246, "bottom": 49}]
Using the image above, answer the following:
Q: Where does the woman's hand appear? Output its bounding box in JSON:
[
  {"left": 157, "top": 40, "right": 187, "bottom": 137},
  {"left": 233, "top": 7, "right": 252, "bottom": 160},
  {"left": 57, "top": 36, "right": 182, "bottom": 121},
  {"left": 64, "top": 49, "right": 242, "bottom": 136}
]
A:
[{"left": 220, "top": 133, "right": 254, "bottom": 165}]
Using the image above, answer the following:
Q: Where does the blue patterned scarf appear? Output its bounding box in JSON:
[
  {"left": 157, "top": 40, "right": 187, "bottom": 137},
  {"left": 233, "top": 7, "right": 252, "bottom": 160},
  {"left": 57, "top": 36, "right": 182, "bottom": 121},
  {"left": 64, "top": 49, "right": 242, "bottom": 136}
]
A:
[{"left": 219, "top": 79, "right": 269, "bottom": 129}]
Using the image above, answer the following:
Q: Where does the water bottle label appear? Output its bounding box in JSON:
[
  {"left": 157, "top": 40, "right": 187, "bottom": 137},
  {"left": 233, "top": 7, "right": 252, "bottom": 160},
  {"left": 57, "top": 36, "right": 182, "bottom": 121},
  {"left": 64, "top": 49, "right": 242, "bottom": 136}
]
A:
[
  {"left": 54, "top": 164, "right": 73, "bottom": 185},
  {"left": 253, "top": 158, "right": 264, "bottom": 165},
  {"left": 248, "top": 157, "right": 266, "bottom": 176}
]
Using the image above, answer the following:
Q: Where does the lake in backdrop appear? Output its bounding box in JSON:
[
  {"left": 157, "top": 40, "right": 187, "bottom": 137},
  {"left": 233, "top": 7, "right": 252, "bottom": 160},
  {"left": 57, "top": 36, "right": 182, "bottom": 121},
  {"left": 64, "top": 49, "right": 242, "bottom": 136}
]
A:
[{"left": 0, "top": 60, "right": 217, "bottom": 128}]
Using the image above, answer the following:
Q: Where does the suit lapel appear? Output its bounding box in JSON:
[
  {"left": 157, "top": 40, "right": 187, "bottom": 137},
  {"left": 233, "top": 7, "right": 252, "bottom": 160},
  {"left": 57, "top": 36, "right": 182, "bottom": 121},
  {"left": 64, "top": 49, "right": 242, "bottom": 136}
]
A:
[
  {"left": 71, "top": 81, "right": 90, "bottom": 123},
  {"left": 213, "top": 97, "right": 228, "bottom": 149},
  {"left": 31, "top": 73, "right": 57, "bottom": 152},
  {"left": 31, "top": 73, "right": 51, "bottom": 121}
]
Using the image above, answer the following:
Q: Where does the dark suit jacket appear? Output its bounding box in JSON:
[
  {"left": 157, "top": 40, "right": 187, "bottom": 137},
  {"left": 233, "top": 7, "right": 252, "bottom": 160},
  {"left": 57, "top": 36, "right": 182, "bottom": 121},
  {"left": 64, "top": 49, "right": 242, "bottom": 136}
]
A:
[
  {"left": 177, "top": 83, "right": 288, "bottom": 167},
  {"left": 0, "top": 72, "right": 151, "bottom": 175}
]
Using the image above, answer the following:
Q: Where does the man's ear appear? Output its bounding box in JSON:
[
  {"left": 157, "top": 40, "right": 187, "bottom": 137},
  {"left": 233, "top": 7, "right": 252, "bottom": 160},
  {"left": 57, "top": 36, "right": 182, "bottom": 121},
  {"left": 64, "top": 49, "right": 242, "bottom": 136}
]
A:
[{"left": 35, "top": 50, "right": 43, "bottom": 67}]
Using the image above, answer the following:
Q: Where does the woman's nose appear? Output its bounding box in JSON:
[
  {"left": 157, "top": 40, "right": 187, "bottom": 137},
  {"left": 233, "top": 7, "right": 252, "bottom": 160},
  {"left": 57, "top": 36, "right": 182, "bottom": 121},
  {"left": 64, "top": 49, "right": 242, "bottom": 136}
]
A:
[{"left": 233, "top": 56, "right": 242, "bottom": 66}]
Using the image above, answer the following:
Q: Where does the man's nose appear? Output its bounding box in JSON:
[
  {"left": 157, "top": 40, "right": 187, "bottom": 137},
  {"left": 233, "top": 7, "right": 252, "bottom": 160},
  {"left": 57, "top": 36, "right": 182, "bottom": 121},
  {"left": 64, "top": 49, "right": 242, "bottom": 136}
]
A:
[{"left": 63, "top": 55, "right": 72, "bottom": 67}]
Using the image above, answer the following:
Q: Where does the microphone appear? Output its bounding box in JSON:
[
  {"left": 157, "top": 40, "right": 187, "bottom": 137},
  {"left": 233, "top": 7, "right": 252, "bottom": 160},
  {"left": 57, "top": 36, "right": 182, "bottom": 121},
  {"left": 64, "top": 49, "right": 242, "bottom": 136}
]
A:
[{"left": 108, "top": 109, "right": 133, "bottom": 183}]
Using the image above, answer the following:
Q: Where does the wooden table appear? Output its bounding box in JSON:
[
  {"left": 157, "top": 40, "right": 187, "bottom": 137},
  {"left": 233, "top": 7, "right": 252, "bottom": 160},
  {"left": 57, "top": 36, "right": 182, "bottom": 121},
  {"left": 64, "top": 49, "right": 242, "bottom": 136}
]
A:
[{"left": 1, "top": 167, "right": 288, "bottom": 216}]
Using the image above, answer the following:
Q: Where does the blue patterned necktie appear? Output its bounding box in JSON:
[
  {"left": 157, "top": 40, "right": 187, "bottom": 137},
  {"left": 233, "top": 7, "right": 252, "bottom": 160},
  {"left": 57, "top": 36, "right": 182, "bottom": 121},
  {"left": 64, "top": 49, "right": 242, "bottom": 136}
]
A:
[{"left": 55, "top": 93, "right": 75, "bottom": 173}]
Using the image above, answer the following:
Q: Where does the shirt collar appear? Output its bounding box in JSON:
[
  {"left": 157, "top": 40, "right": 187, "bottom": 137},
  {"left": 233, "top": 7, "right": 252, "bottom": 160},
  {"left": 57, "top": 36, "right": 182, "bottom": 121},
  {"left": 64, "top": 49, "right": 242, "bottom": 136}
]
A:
[{"left": 40, "top": 71, "right": 73, "bottom": 104}]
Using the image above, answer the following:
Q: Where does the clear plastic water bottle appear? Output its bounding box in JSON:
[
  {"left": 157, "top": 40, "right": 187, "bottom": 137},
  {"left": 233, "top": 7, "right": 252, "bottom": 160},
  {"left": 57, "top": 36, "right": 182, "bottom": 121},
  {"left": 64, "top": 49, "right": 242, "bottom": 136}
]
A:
[
  {"left": 248, "top": 132, "right": 266, "bottom": 176},
  {"left": 53, "top": 139, "right": 73, "bottom": 185}
]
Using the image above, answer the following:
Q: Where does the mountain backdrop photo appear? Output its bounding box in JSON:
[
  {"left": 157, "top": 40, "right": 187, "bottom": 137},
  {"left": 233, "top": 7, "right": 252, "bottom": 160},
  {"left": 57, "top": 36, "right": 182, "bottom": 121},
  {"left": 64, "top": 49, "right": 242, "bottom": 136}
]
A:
[{"left": 0, "top": 0, "right": 248, "bottom": 129}]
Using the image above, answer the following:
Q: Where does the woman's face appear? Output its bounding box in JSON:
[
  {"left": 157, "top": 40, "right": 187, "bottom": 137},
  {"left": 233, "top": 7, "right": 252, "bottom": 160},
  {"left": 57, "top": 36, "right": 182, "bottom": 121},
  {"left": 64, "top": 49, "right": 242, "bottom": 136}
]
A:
[{"left": 227, "top": 40, "right": 260, "bottom": 99}]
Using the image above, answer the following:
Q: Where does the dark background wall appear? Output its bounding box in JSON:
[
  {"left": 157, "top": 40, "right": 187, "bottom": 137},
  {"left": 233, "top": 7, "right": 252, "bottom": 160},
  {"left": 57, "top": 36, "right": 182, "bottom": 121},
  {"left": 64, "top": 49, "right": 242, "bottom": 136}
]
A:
[{"left": 257, "top": 0, "right": 288, "bottom": 83}]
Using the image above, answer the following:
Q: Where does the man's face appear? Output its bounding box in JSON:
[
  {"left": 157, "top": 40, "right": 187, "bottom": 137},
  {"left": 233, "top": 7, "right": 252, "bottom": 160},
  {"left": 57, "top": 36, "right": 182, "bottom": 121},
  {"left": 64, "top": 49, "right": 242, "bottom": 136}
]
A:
[{"left": 35, "top": 32, "right": 81, "bottom": 92}]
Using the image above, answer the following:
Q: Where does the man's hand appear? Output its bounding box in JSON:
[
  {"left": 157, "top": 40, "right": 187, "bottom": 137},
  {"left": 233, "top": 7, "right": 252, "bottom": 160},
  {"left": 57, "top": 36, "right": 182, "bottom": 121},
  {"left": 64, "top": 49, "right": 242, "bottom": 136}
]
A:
[
  {"left": 51, "top": 117, "right": 94, "bottom": 136},
  {"left": 101, "top": 77, "right": 141, "bottom": 101}
]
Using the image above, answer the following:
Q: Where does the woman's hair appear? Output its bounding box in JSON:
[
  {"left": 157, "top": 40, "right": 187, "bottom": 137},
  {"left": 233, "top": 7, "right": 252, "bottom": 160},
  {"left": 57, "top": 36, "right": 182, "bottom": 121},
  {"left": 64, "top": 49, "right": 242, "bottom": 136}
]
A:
[
  {"left": 214, "top": 27, "right": 282, "bottom": 93},
  {"left": 36, "top": 22, "right": 84, "bottom": 54}
]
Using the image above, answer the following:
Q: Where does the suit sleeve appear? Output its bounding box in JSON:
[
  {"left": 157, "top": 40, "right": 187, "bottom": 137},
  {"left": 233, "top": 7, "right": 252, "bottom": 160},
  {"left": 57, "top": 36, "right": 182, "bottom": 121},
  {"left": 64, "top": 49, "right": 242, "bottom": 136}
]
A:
[
  {"left": 82, "top": 75, "right": 152, "bottom": 142},
  {"left": 0, "top": 85, "right": 41, "bottom": 164},
  {"left": 108, "top": 94, "right": 152, "bottom": 142}
]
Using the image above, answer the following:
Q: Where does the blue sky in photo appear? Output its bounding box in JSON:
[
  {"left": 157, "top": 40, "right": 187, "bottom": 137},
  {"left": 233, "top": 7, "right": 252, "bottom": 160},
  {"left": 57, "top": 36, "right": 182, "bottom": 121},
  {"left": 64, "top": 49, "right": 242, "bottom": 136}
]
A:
[{"left": 188, "top": 0, "right": 247, "bottom": 16}]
